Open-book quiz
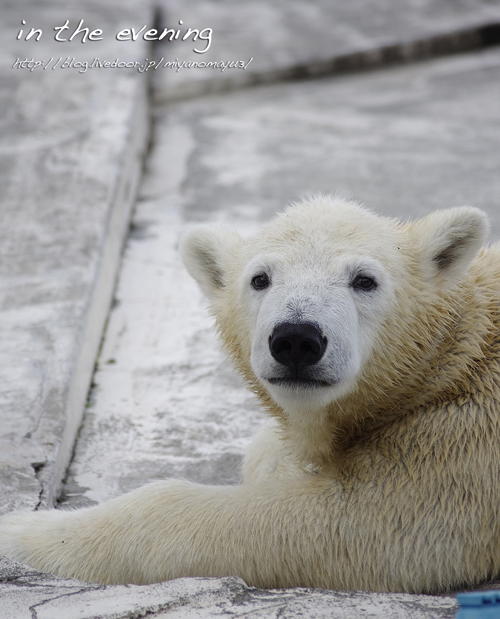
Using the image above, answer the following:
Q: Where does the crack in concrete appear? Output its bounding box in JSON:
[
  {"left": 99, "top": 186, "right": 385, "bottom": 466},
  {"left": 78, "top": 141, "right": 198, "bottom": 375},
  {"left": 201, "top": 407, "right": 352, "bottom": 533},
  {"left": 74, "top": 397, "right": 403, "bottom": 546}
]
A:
[
  {"left": 28, "top": 589, "right": 185, "bottom": 619},
  {"left": 30, "top": 460, "right": 47, "bottom": 511},
  {"left": 28, "top": 586, "right": 106, "bottom": 619}
]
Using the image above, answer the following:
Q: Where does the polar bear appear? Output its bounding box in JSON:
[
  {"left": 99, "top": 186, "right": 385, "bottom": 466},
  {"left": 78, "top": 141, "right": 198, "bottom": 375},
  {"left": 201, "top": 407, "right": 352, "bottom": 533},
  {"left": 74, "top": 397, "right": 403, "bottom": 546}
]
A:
[{"left": 1, "top": 195, "right": 500, "bottom": 593}]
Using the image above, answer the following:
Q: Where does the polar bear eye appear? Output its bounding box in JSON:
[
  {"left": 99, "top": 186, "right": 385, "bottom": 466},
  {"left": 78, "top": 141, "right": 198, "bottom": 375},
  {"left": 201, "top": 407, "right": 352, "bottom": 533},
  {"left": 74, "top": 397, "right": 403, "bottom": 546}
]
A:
[
  {"left": 352, "top": 275, "right": 378, "bottom": 292},
  {"left": 251, "top": 273, "right": 270, "bottom": 290}
]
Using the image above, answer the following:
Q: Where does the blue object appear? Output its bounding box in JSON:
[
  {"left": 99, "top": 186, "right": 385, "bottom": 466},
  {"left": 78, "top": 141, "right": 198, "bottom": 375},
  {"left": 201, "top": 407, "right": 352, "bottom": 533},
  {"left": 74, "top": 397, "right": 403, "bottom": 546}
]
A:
[{"left": 456, "top": 591, "right": 500, "bottom": 618}]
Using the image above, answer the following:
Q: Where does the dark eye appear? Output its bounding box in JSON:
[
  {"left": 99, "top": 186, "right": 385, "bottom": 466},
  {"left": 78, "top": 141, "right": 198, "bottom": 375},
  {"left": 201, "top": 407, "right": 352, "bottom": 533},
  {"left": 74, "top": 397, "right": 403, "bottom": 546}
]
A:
[
  {"left": 352, "top": 275, "right": 377, "bottom": 292},
  {"left": 251, "top": 273, "right": 270, "bottom": 290}
]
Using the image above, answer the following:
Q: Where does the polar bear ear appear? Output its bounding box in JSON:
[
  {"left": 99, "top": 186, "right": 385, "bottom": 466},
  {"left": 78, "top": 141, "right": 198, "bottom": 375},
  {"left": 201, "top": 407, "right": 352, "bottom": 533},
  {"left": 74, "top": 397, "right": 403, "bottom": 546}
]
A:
[
  {"left": 180, "top": 226, "right": 243, "bottom": 300},
  {"left": 410, "top": 207, "right": 489, "bottom": 284}
]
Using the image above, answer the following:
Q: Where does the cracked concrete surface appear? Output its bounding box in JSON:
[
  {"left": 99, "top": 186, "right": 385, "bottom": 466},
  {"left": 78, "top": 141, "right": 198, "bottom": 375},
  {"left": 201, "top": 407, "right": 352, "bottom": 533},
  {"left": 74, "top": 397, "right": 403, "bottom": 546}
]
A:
[
  {"left": 1, "top": 557, "right": 459, "bottom": 619},
  {"left": 2, "top": 0, "right": 500, "bottom": 617},
  {"left": 0, "top": 0, "right": 151, "bottom": 514}
]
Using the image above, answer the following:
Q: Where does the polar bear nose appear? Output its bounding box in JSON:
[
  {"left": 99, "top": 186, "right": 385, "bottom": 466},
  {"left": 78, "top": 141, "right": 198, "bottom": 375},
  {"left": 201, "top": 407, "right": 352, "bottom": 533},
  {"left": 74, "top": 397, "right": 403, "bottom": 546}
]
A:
[{"left": 269, "top": 322, "right": 327, "bottom": 369}]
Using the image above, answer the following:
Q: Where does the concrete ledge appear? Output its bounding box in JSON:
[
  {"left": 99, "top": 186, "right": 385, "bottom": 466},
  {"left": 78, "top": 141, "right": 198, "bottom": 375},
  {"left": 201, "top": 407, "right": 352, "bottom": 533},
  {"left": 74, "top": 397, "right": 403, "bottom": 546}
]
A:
[
  {"left": 0, "top": 0, "right": 152, "bottom": 513},
  {"left": 39, "top": 80, "right": 150, "bottom": 508},
  {"left": 0, "top": 557, "right": 459, "bottom": 618}
]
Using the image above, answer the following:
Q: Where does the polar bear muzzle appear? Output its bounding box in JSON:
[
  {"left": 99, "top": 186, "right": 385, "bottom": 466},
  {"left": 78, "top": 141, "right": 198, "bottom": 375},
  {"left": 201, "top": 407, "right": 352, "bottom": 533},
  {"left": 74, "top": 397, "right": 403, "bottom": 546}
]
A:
[{"left": 268, "top": 321, "right": 329, "bottom": 386}]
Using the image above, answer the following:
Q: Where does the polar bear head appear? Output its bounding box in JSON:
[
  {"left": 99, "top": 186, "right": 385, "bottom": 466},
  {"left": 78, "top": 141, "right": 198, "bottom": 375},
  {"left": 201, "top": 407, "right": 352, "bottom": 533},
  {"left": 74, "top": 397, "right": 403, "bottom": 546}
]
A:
[{"left": 181, "top": 196, "right": 488, "bottom": 441}]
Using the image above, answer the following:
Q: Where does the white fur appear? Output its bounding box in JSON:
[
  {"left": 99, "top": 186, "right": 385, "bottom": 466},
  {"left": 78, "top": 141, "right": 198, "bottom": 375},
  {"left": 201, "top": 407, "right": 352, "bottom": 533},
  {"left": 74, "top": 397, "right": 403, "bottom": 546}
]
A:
[
  {"left": 247, "top": 252, "right": 394, "bottom": 413},
  {"left": 0, "top": 196, "right": 494, "bottom": 593}
]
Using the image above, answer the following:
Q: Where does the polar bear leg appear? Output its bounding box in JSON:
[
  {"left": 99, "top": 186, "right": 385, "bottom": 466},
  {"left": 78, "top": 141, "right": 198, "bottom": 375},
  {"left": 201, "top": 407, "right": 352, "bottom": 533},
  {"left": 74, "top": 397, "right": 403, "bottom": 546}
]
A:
[
  {"left": 0, "top": 478, "right": 335, "bottom": 587},
  {"left": 0, "top": 475, "right": 479, "bottom": 592}
]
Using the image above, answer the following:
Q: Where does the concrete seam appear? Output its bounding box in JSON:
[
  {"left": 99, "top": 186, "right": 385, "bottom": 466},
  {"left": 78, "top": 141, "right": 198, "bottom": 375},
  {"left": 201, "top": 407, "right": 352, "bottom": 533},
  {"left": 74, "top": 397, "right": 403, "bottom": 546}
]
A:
[
  {"left": 40, "top": 73, "right": 153, "bottom": 508},
  {"left": 154, "top": 19, "right": 500, "bottom": 104}
]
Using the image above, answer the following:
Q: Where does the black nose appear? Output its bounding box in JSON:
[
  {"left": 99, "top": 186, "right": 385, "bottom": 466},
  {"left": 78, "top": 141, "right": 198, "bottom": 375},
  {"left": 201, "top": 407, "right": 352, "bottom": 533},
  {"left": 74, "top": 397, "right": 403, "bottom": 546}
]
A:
[{"left": 269, "top": 322, "right": 327, "bottom": 369}]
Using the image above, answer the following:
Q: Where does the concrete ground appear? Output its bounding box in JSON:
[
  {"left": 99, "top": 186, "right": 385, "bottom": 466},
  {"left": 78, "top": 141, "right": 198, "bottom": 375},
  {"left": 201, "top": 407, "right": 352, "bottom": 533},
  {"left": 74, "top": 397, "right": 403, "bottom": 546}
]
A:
[{"left": 2, "top": 1, "right": 500, "bottom": 617}]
